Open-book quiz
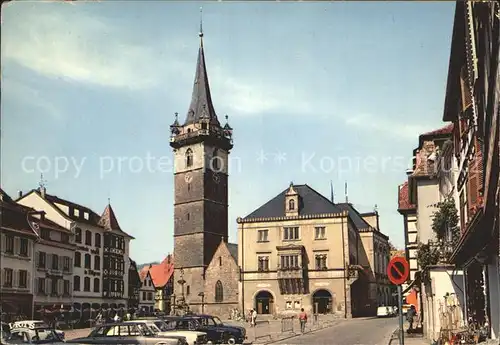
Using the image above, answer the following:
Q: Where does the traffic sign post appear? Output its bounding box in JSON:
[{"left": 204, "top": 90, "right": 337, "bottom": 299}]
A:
[{"left": 387, "top": 257, "right": 410, "bottom": 345}]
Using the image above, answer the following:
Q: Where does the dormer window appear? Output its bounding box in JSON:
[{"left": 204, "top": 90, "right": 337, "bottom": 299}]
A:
[
  {"left": 201, "top": 123, "right": 207, "bottom": 130},
  {"left": 186, "top": 149, "right": 193, "bottom": 168},
  {"left": 288, "top": 199, "right": 295, "bottom": 210},
  {"left": 84, "top": 212, "right": 89, "bottom": 220},
  {"left": 75, "top": 208, "right": 80, "bottom": 217}
]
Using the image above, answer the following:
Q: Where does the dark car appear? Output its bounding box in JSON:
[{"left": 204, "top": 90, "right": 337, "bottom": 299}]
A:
[{"left": 182, "top": 315, "right": 245, "bottom": 345}]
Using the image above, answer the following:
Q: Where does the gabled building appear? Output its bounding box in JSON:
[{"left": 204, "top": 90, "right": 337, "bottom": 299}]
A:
[
  {"left": 138, "top": 267, "right": 156, "bottom": 313},
  {"left": 17, "top": 187, "right": 134, "bottom": 311},
  {"left": 203, "top": 239, "right": 239, "bottom": 316},
  {"left": 440, "top": 1, "right": 499, "bottom": 339},
  {"left": 149, "top": 255, "right": 174, "bottom": 313},
  {"left": 0, "top": 189, "right": 38, "bottom": 319},
  {"left": 237, "top": 183, "right": 391, "bottom": 318},
  {"left": 127, "top": 258, "right": 141, "bottom": 310}
]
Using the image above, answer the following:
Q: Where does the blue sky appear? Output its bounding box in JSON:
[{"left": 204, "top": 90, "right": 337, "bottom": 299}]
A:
[{"left": 2, "top": 1, "right": 455, "bottom": 264}]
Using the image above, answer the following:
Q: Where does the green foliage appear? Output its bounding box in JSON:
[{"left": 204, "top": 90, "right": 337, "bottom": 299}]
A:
[
  {"left": 431, "top": 198, "right": 460, "bottom": 245},
  {"left": 416, "top": 242, "right": 440, "bottom": 283}
]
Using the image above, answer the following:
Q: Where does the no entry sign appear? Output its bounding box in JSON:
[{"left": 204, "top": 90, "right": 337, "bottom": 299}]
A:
[{"left": 387, "top": 257, "right": 410, "bottom": 285}]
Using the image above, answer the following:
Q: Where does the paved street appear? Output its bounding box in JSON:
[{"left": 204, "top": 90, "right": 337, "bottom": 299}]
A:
[{"left": 272, "top": 317, "right": 397, "bottom": 345}]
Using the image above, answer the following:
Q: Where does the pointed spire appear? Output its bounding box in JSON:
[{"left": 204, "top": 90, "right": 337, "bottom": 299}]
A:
[
  {"left": 183, "top": 8, "right": 220, "bottom": 127},
  {"left": 330, "top": 181, "right": 334, "bottom": 203},
  {"left": 98, "top": 203, "right": 122, "bottom": 231}
]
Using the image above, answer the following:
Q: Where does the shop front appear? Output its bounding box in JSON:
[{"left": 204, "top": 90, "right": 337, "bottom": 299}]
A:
[{"left": 0, "top": 292, "right": 33, "bottom": 321}]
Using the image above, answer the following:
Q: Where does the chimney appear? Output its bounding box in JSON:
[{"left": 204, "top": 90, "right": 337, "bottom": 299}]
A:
[
  {"left": 18, "top": 191, "right": 23, "bottom": 198},
  {"left": 40, "top": 187, "right": 46, "bottom": 198},
  {"left": 40, "top": 212, "right": 45, "bottom": 221}
]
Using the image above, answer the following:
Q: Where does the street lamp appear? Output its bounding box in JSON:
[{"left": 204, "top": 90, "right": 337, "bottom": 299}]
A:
[{"left": 198, "top": 292, "right": 205, "bottom": 314}]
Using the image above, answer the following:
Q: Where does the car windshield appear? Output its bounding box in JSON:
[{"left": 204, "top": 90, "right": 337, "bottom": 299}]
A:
[
  {"left": 147, "top": 323, "right": 161, "bottom": 333},
  {"left": 165, "top": 319, "right": 199, "bottom": 331},
  {"left": 90, "top": 323, "right": 155, "bottom": 337},
  {"left": 153, "top": 321, "right": 170, "bottom": 332},
  {"left": 212, "top": 317, "right": 223, "bottom": 326},
  {"left": 5, "top": 328, "right": 62, "bottom": 344}
]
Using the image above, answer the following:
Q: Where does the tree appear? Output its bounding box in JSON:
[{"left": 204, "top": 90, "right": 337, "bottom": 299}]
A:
[
  {"left": 416, "top": 242, "right": 440, "bottom": 283},
  {"left": 431, "top": 197, "right": 460, "bottom": 246}
]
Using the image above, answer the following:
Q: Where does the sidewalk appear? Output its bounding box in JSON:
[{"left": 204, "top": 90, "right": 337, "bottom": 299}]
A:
[{"left": 227, "top": 314, "right": 344, "bottom": 344}]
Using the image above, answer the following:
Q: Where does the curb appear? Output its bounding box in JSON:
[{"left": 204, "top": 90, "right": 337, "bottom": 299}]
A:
[
  {"left": 387, "top": 328, "right": 399, "bottom": 345},
  {"left": 258, "top": 320, "right": 342, "bottom": 345}
]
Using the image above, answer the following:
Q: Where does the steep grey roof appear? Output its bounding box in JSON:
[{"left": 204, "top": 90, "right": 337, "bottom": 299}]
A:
[
  {"left": 243, "top": 184, "right": 341, "bottom": 219},
  {"left": 183, "top": 39, "right": 220, "bottom": 127},
  {"left": 227, "top": 243, "right": 238, "bottom": 263},
  {"left": 335, "top": 203, "right": 371, "bottom": 230},
  {"left": 242, "top": 184, "right": 372, "bottom": 230}
]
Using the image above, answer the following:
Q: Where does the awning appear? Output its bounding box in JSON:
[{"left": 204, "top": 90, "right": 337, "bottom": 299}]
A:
[{"left": 392, "top": 271, "right": 421, "bottom": 296}]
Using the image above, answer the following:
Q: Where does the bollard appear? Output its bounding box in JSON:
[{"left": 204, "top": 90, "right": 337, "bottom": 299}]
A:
[
  {"left": 281, "top": 316, "right": 295, "bottom": 333},
  {"left": 253, "top": 320, "right": 272, "bottom": 342}
]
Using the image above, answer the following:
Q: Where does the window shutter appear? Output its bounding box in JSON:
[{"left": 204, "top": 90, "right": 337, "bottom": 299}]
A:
[
  {"left": 468, "top": 172, "right": 479, "bottom": 213},
  {"left": 34, "top": 277, "right": 38, "bottom": 294},
  {"left": 27, "top": 240, "right": 32, "bottom": 258},
  {"left": 58, "top": 279, "right": 64, "bottom": 296},
  {"left": 47, "top": 254, "right": 52, "bottom": 269},
  {"left": 35, "top": 251, "right": 39, "bottom": 267},
  {"left": 13, "top": 270, "right": 19, "bottom": 288},
  {"left": 69, "top": 257, "right": 73, "bottom": 273},
  {"left": 460, "top": 66, "right": 473, "bottom": 112},
  {"left": 46, "top": 279, "right": 51, "bottom": 294},
  {"left": 14, "top": 237, "right": 20, "bottom": 255},
  {"left": 27, "top": 271, "right": 31, "bottom": 291},
  {"left": 1, "top": 234, "right": 5, "bottom": 253},
  {"left": 69, "top": 279, "right": 73, "bottom": 294},
  {"left": 59, "top": 256, "right": 63, "bottom": 271}
]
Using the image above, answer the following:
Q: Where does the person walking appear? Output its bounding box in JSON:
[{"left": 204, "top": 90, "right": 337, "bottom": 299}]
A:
[
  {"left": 406, "top": 305, "right": 416, "bottom": 333},
  {"left": 298, "top": 308, "right": 307, "bottom": 333},
  {"left": 250, "top": 309, "right": 257, "bottom": 327}
]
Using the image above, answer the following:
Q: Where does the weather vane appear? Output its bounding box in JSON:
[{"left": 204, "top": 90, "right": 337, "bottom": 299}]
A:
[
  {"left": 199, "top": 7, "right": 203, "bottom": 38},
  {"left": 39, "top": 173, "right": 47, "bottom": 189}
]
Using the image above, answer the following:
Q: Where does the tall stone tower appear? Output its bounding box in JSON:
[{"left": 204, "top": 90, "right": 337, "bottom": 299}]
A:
[{"left": 169, "top": 24, "right": 234, "bottom": 312}]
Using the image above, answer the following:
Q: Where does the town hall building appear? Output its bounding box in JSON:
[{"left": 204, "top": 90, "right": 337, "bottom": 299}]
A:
[{"left": 168, "top": 22, "right": 238, "bottom": 316}]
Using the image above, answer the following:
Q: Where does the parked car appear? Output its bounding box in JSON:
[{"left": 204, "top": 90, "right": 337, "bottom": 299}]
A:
[
  {"left": 182, "top": 315, "right": 245, "bottom": 345},
  {"left": 376, "top": 306, "right": 391, "bottom": 318},
  {"left": 65, "top": 321, "right": 183, "bottom": 345},
  {"left": 8, "top": 321, "right": 64, "bottom": 340},
  {"left": 2, "top": 326, "right": 65, "bottom": 344},
  {"left": 131, "top": 319, "right": 206, "bottom": 345}
]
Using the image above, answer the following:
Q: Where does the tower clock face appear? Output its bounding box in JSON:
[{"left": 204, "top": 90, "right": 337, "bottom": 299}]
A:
[{"left": 184, "top": 173, "right": 193, "bottom": 183}]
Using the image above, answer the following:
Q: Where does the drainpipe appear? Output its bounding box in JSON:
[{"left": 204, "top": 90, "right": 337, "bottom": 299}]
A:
[
  {"left": 241, "top": 222, "right": 245, "bottom": 313},
  {"left": 341, "top": 215, "right": 347, "bottom": 318}
]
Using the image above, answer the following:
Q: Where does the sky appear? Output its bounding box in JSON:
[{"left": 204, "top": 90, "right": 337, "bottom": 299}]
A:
[{"left": 2, "top": 1, "right": 456, "bottom": 264}]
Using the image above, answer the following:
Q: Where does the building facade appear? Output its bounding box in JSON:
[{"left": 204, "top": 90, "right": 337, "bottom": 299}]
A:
[
  {"left": 237, "top": 183, "right": 391, "bottom": 318},
  {"left": 138, "top": 268, "right": 156, "bottom": 313},
  {"left": 0, "top": 189, "right": 37, "bottom": 319},
  {"left": 168, "top": 27, "right": 235, "bottom": 314},
  {"left": 32, "top": 213, "right": 76, "bottom": 315},
  {"left": 442, "top": 1, "right": 500, "bottom": 339},
  {"left": 148, "top": 255, "right": 174, "bottom": 313},
  {"left": 127, "top": 258, "right": 141, "bottom": 310},
  {"left": 17, "top": 188, "right": 134, "bottom": 311},
  {"left": 203, "top": 240, "right": 239, "bottom": 316}
]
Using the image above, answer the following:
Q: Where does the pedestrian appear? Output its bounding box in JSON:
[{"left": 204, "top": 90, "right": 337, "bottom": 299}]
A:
[
  {"left": 406, "top": 305, "right": 416, "bottom": 332},
  {"left": 250, "top": 309, "right": 257, "bottom": 327},
  {"left": 113, "top": 313, "right": 119, "bottom": 323},
  {"left": 298, "top": 308, "right": 307, "bottom": 333}
]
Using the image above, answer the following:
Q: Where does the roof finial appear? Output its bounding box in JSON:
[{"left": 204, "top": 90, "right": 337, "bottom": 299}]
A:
[
  {"left": 108, "top": 197, "right": 111, "bottom": 205},
  {"left": 39, "top": 173, "right": 47, "bottom": 190},
  {"left": 199, "top": 6, "right": 204, "bottom": 38},
  {"left": 345, "top": 181, "right": 348, "bottom": 203}
]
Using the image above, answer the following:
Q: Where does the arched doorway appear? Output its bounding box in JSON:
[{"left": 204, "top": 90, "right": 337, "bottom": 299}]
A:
[
  {"left": 312, "top": 289, "right": 332, "bottom": 314},
  {"left": 255, "top": 291, "right": 273, "bottom": 315}
]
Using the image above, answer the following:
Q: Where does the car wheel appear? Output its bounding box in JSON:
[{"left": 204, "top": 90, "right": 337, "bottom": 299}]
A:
[{"left": 227, "top": 336, "right": 236, "bottom": 345}]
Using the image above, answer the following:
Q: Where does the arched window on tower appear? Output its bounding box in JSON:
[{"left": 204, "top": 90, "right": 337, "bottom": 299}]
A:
[
  {"left": 288, "top": 199, "right": 295, "bottom": 210},
  {"left": 215, "top": 280, "right": 223, "bottom": 302},
  {"left": 212, "top": 149, "right": 219, "bottom": 170},
  {"left": 186, "top": 149, "right": 193, "bottom": 168}
]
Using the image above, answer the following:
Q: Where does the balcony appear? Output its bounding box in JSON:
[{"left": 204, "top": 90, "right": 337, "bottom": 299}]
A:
[
  {"left": 277, "top": 266, "right": 304, "bottom": 279},
  {"left": 104, "top": 247, "right": 124, "bottom": 255}
]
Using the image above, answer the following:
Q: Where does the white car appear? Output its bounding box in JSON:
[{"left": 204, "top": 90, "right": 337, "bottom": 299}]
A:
[
  {"left": 8, "top": 321, "right": 65, "bottom": 340},
  {"left": 131, "top": 320, "right": 208, "bottom": 345},
  {"left": 376, "top": 306, "right": 391, "bottom": 318},
  {"left": 3, "top": 326, "right": 65, "bottom": 344}
]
